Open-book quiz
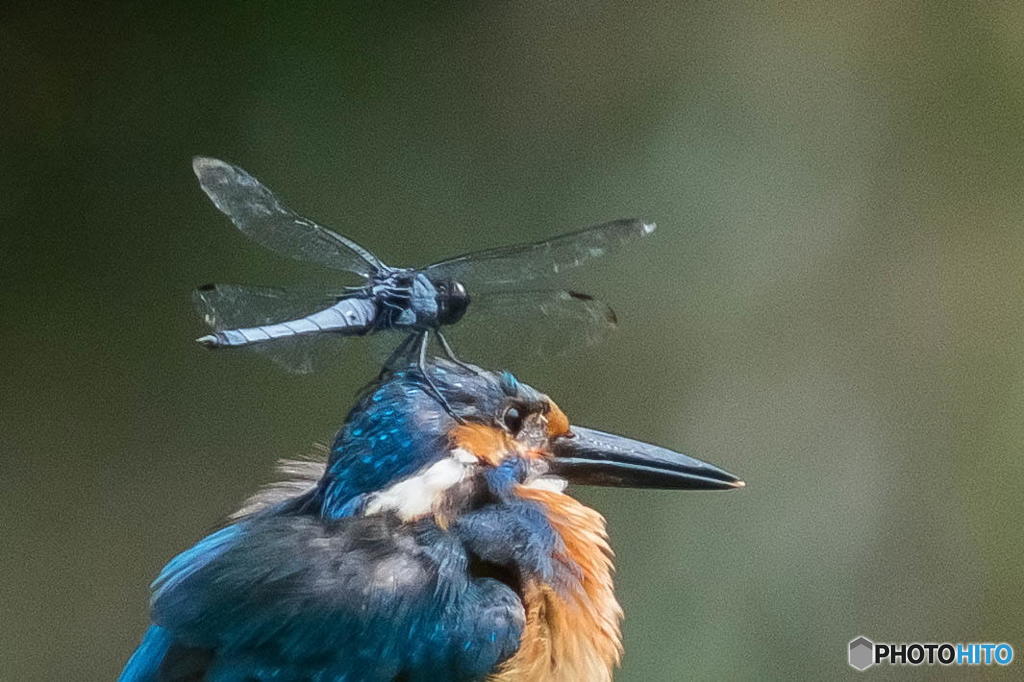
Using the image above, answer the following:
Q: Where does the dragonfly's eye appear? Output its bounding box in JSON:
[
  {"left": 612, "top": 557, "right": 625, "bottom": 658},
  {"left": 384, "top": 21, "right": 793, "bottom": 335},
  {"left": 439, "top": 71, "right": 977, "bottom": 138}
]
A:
[
  {"left": 437, "top": 279, "right": 470, "bottom": 325},
  {"left": 502, "top": 406, "right": 524, "bottom": 434}
]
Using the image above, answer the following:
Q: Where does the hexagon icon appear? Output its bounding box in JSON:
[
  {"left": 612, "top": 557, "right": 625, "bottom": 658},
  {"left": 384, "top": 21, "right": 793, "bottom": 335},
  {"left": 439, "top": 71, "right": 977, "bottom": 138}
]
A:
[{"left": 849, "top": 636, "right": 875, "bottom": 671}]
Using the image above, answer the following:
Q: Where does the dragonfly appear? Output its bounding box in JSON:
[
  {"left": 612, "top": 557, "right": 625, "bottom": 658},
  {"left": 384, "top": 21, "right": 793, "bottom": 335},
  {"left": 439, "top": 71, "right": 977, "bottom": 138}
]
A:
[{"left": 191, "top": 157, "right": 655, "bottom": 413}]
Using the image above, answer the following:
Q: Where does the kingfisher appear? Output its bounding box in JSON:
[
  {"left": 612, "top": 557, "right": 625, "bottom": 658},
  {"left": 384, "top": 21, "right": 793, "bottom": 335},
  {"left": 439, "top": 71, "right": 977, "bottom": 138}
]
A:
[{"left": 120, "top": 360, "right": 743, "bottom": 681}]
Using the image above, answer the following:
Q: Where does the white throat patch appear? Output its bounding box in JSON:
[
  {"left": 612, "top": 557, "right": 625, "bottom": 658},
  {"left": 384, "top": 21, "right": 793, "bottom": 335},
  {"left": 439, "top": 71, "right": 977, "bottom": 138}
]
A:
[
  {"left": 362, "top": 448, "right": 477, "bottom": 521},
  {"left": 521, "top": 475, "right": 569, "bottom": 493}
]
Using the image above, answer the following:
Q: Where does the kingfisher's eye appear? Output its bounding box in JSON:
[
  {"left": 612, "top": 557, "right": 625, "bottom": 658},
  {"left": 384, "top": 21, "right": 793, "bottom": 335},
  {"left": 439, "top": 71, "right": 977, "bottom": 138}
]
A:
[{"left": 502, "top": 407, "right": 523, "bottom": 433}]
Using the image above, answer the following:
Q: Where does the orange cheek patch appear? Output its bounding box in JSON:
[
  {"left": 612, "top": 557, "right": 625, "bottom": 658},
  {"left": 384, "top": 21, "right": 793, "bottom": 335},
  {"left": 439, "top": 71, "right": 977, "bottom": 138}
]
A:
[
  {"left": 546, "top": 401, "right": 571, "bottom": 438},
  {"left": 451, "top": 423, "right": 512, "bottom": 466}
]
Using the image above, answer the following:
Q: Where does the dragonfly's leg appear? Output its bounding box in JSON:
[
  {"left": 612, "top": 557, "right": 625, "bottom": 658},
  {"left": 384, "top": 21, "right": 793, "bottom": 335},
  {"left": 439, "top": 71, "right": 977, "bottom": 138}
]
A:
[
  {"left": 361, "top": 332, "right": 420, "bottom": 396},
  {"left": 435, "top": 330, "right": 479, "bottom": 375},
  {"left": 377, "top": 333, "right": 416, "bottom": 380},
  {"left": 379, "top": 284, "right": 411, "bottom": 301},
  {"left": 416, "top": 331, "right": 463, "bottom": 423},
  {"left": 384, "top": 285, "right": 411, "bottom": 299},
  {"left": 356, "top": 333, "right": 414, "bottom": 397}
]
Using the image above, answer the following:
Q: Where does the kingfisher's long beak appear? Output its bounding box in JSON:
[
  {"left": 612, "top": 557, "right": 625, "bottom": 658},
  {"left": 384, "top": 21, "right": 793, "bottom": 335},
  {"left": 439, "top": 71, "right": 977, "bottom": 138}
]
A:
[{"left": 549, "top": 426, "right": 744, "bottom": 490}]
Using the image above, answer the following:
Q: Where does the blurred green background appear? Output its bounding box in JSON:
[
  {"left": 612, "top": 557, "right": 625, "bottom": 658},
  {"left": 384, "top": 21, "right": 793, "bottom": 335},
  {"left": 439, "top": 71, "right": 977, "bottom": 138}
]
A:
[{"left": 4, "top": 2, "right": 1024, "bottom": 679}]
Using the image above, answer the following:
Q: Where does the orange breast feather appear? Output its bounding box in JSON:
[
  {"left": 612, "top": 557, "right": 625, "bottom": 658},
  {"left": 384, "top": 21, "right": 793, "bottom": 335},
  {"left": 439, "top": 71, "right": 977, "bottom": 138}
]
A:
[{"left": 489, "top": 487, "right": 623, "bottom": 682}]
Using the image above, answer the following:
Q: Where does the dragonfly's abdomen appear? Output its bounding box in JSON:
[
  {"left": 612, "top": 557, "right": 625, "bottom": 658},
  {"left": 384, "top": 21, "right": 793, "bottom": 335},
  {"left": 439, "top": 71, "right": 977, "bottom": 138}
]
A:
[{"left": 198, "top": 297, "right": 377, "bottom": 348}]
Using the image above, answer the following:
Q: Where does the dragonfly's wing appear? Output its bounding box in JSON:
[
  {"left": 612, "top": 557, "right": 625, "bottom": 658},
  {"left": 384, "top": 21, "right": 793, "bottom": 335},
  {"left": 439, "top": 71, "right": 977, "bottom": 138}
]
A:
[
  {"left": 363, "top": 291, "right": 616, "bottom": 373},
  {"left": 193, "top": 283, "right": 341, "bottom": 330},
  {"left": 442, "top": 289, "right": 618, "bottom": 367},
  {"left": 193, "top": 283, "right": 355, "bottom": 374},
  {"left": 193, "top": 157, "right": 385, "bottom": 277},
  {"left": 422, "top": 218, "right": 654, "bottom": 289}
]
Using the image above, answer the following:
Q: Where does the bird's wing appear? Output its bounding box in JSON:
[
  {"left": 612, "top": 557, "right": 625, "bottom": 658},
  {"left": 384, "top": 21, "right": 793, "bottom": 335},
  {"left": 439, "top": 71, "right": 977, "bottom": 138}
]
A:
[
  {"left": 117, "top": 625, "right": 173, "bottom": 682},
  {"left": 122, "top": 514, "right": 524, "bottom": 681},
  {"left": 118, "top": 525, "right": 244, "bottom": 681},
  {"left": 118, "top": 629, "right": 212, "bottom": 682}
]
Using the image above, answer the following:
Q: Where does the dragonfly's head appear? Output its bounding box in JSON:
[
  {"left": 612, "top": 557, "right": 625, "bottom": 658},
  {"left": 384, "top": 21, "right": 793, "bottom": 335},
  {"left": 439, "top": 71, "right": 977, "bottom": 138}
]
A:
[
  {"left": 316, "top": 359, "right": 743, "bottom": 521},
  {"left": 434, "top": 278, "right": 470, "bottom": 325}
]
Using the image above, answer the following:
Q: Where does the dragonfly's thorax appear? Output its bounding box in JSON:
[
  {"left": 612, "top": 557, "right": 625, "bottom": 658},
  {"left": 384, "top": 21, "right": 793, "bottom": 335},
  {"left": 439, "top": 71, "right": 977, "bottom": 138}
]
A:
[
  {"left": 367, "top": 270, "right": 470, "bottom": 331},
  {"left": 370, "top": 270, "right": 443, "bottom": 330}
]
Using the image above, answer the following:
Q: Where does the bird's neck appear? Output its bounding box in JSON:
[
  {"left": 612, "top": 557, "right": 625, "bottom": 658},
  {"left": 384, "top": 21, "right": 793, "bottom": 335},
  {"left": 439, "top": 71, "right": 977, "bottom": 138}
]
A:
[{"left": 490, "top": 487, "right": 623, "bottom": 682}]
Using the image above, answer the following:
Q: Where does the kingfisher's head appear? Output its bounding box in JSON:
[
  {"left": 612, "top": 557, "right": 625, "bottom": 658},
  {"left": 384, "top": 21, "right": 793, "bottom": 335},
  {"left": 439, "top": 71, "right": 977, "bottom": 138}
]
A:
[{"left": 316, "top": 358, "right": 742, "bottom": 521}]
